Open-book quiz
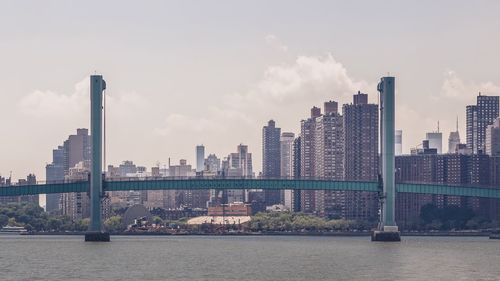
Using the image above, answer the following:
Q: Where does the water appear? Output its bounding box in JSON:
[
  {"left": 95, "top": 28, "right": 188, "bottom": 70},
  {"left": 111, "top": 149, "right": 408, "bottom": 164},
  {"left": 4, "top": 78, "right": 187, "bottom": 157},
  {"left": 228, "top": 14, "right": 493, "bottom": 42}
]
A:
[{"left": 1, "top": 235, "right": 499, "bottom": 281}]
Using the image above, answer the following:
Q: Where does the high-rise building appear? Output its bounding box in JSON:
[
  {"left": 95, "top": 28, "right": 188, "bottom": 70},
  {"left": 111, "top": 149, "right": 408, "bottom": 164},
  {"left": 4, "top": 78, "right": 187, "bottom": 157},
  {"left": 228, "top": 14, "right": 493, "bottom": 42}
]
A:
[
  {"left": 395, "top": 153, "right": 498, "bottom": 228},
  {"left": 262, "top": 120, "right": 281, "bottom": 177},
  {"left": 448, "top": 117, "right": 461, "bottom": 154},
  {"left": 343, "top": 91, "right": 379, "bottom": 221},
  {"left": 467, "top": 94, "right": 499, "bottom": 154},
  {"left": 118, "top": 160, "right": 138, "bottom": 177},
  {"left": 46, "top": 146, "right": 65, "bottom": 213},
  {"left": 280, "top": 132, "right": 295, "bottom": 210},
  {"left": 395, "top": 130, "right": 403, "bottom": 156},
  {"left": 280, "top": 132, "right": 295, "bottom": 178},
  {"left": 219, "top": 144, "right": 253, "bottom": 204},
  {"left": 167, "top": 159, "right": 208, "bottom": 209},
  {"left": 486, "top": 117, "right": 500, "bottom": 156},
  {"left": 292, "top": 136, "right": 301, "bottom": 212},
  {"left": 46, "top": 129, "right": 91, "bottom": 214},
  {"left": 344, "top": 92, "right": 379, "bottom": 181},
  {"left": 262, "top": 120, "right": 281, "bottom": 205},
  {"left": 196, "top": 145, "right": 205, "bottom": 173},
  {"left": 61, "top": 161, "right": 91, "bottom": 220},
  {"left": 426, "top": 131, "right": 443, "bottom": 154},
  {"left": 205, "top": 154, "right": 221, "bottom": 173},
  {"left": 227, "top": 144, "right": 253, "bottom": 178},
  {"left": 300, "top": 107, "right": 320, "bottom": 213},
  {"left": 314, "top": 101, "right": 344, "bottom": 218}
]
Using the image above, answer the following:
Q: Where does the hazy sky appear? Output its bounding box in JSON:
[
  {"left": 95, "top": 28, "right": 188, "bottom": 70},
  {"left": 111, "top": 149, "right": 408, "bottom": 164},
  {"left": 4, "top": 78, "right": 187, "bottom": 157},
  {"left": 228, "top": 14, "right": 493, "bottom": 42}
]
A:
[{"left": 1, "top": 1, "right": 500, "bottom": 180}]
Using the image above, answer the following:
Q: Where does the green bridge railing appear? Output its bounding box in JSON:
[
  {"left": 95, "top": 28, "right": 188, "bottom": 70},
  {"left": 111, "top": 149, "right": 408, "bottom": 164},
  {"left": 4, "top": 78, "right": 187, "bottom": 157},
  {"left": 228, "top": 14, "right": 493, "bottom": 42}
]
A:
[{"left": 0, "top": 178, "right": 499, "bottom": 199}]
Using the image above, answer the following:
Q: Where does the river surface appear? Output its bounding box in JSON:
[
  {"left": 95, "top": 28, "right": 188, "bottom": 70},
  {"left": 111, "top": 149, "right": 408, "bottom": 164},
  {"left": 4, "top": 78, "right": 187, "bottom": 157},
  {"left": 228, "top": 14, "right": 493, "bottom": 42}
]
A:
[{"left": 1, "top": 235, "right": 499, "bottom": 281}]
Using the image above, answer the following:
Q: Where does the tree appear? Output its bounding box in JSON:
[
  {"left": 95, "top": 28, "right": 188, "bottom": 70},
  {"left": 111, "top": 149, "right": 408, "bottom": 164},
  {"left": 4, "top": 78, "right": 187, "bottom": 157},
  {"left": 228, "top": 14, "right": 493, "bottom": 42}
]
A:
[
  {"left": 104, "top": 216, "right": 125, "bottom": 232},
  {"left": 74, "top": 218, "right": 90, "bottom": 231},
  {"left": 152, "top": 216, "right": 163, "bottom": 225},
  {"left": 0, "top": 214, "right": 8, "bottom": 227},
  {"left": 47, "top": 217, "right": 63, "bottom": 231}
]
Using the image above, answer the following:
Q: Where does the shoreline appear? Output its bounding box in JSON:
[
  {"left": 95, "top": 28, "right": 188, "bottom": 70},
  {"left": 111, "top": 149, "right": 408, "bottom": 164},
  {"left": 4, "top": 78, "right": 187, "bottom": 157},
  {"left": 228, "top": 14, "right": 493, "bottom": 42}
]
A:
[{"left": 14, "top": 231, "right": 492, "bottom": 237}]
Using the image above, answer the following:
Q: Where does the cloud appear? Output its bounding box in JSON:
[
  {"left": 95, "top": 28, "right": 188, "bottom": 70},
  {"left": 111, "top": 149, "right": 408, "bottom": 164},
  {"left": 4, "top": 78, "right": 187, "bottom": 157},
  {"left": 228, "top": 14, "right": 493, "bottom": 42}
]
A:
[
  {"left": 155, "top": 53, "right": 373, "bottom": 140},
  {"left": 265, "top": 34, "right": 289, "bottom": 52},
  {"left": 228, "top": 54, "right": 372, "bottom": 107},
  {"left": 18, "top": 78, "right": 147, "bottom": 118},
  {"left": 18, "top": 78, "right": 89, "bottom": 117},
  {"left": 439, "top": 70, "right": 500, "bottom": 101}
]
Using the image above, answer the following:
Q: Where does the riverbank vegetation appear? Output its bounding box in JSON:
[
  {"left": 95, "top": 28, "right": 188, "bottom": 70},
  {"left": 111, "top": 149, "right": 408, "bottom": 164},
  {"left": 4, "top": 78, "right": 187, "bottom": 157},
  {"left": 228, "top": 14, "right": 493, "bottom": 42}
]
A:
[{"left": 1, "top": 202, "right": 498, "bottom": 233}]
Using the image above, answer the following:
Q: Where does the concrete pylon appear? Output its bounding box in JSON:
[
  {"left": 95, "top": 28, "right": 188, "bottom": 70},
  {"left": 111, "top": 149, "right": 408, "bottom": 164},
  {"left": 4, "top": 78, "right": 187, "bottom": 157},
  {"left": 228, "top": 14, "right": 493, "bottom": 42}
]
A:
[
  {"left": 85, "top": 75, "right": 110, "bottom": 242},
  {"left": 372, "top": 76, "right": 401, "bottom": 242}
]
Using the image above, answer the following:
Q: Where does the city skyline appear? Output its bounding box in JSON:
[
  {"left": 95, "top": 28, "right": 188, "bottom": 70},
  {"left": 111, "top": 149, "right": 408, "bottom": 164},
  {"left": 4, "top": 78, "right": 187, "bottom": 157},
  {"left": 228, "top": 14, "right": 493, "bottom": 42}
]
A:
[
  {"left": 2, "top": 1, "right": 500, "bottom": 180},
  {"left": 2, "top": 2, "right": 500, "bottom": 279}
]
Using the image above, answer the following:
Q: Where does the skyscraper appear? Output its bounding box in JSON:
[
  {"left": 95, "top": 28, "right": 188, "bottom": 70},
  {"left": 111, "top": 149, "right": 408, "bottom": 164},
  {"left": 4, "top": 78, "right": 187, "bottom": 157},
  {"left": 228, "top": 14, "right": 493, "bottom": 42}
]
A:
[
  {"left": 426, "top": 132, "right": 443, "bottom": 154},
  {"left": 196, "top": 145, "right": 205, "bottom": 173},
  {"left": 448, "top": 118, "right": 461, "bottom": 154},
  {"left": 262, "top": 120, "right": 281, "bottom": 177},
  {"left": 262, "top": 120, "right": 281, "bottom": 205},
  {"left": 300, "top": 107, "right": 320, "bottom": 213},
  {"left": 486, "top": 117, "right": 500, "bottom": 156},
  {"left": 46, "top": 129, "right": 91, "bottom": 214},
  {"left": 467, "top": 94, "right": 499, "bottom": 154},
  {"left": 395, "top": 130, "right": 403, "bottom": 156},
  {"left": 205, "top": 154, "right": 221, "bottom": 173},
  {"left": 343, "top": 91, "right": 379, "bottom": 220},
  {"left": 45, "top": 146, "right": 65, "bottom": 213},
  {"left": 280, "top": 132, "right": 295, "bottom": 209},
  {"left": 280, "top": 132, "right": 295, "bottom": 179},
  {"left": 292, "top": 136, "right": 301, "bottom": 212},
  {"left": 220, "top": 144, "right": 253, "bottom": 204},
  {"left": 314, "top": 101, "right": 344, "bottom": 218}
]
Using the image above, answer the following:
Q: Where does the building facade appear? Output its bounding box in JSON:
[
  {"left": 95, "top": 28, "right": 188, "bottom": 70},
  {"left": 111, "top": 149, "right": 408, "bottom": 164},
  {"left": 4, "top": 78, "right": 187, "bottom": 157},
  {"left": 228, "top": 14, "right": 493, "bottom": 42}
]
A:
[
  {"left": 467, "top": 94, "right": 499, "bottom": 154},
  {"left": 343, "top": 92, "right": 379, "bottom": 221},
  {"left": 280, "top": 132, "right": 295, "bottom": 210},
  {"left": 486, "top": 117, "right": 500, "bottom": 156},
  {"left": 262, "top": 120, "right": 282, "bottom": 205}
]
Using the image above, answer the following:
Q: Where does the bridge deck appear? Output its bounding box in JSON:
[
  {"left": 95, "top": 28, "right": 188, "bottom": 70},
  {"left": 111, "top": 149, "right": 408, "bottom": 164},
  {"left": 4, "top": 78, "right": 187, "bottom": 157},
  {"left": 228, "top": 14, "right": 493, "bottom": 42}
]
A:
[{"left": 0, "top": 179, "right": 499, "bottom": 199}]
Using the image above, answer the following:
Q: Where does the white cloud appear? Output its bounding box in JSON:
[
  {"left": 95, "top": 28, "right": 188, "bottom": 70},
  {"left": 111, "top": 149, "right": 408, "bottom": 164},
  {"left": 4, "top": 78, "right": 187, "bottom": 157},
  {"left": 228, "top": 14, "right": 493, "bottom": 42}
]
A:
[
  {"left": 229, "top": 54, "right": 372, "bottom": 107},
  {"left": 155, "top": 54, "right": 373, "bottom": 153},
  {"left": 440, "top": 70, "right": 500, "bottom": 101},
  {"left": 18, "top": 78, "right": 147, "bottom": 119},
  {"left": 18, "top": 78, "right": 89, "bottom": 117}
]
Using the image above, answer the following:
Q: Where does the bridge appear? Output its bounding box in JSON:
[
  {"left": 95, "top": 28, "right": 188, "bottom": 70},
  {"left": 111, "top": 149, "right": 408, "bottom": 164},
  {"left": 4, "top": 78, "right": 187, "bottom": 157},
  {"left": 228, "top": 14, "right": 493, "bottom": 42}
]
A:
[
  {"left": 1, "top": 178, "right": 500, "bottom": 199},
  {"left": 3, "top": 75, "right": 498, "bottom": 242}
]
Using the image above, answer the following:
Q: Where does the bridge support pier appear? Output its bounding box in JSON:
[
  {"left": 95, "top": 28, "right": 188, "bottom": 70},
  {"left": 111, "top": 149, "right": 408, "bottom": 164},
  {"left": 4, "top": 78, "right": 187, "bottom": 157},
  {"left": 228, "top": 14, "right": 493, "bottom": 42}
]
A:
[
  {"left": 86, "top": 75, "right": 110, "bottom": 242},
  {"left": 373, "top": 76, "right": 400, "bottom": 242}
]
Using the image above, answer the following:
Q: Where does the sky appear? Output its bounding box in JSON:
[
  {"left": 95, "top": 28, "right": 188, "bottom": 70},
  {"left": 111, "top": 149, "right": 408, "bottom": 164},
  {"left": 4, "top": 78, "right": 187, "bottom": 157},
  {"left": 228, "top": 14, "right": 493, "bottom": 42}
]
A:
[{"left": 1, "top": 0, "right": 500, "bottom": 181}]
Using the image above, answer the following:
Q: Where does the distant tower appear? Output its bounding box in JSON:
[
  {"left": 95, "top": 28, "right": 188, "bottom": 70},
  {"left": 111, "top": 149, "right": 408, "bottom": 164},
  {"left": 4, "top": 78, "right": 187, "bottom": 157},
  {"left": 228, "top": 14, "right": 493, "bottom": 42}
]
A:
[
  {"left": 426, "top": 122, "right": 442, "bottom": 154},
  {"left": 262, "top": 120, "right": 281, "bottom": 205},
  {"left": 196, "top": 145, "right": 205, "bottom": 173},
  {"left": 448, "top": 117, "right": 461, "bottom": 154},
  {"left": 395, "top": 130, "right": 403, "bottom": 155}
]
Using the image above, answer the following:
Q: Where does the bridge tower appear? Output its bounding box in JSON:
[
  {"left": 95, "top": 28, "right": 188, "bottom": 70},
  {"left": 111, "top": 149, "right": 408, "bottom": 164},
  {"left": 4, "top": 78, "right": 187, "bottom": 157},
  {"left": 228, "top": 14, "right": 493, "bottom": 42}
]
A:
[
  {"left": 372, "top": 76, "right": 401, "bottom": 242},
  {"left": 85, "top": 75, "right": 110, "bottom": 242}
]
